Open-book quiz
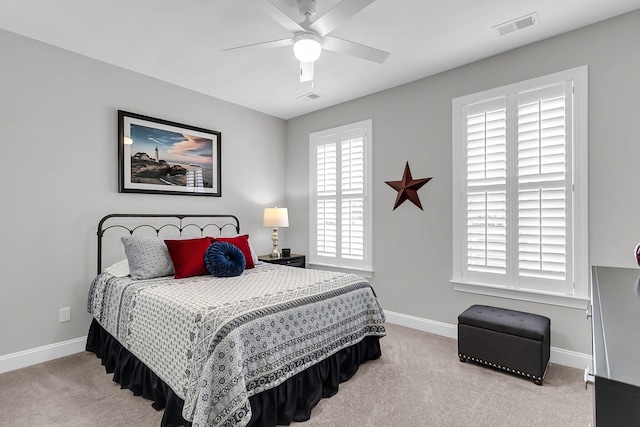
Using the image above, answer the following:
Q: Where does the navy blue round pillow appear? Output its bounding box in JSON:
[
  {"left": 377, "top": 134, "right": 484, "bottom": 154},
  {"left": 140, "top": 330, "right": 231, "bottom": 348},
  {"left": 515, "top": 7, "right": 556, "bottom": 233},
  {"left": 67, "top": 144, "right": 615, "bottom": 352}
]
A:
[{"left": 205, "top": 241, "right": 246, "bottom": 277}]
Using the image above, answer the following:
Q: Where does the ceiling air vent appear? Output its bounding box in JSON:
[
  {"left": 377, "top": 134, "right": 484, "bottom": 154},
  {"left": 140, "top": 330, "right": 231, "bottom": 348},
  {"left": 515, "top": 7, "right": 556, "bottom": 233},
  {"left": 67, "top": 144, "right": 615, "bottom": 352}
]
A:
[
  {"left": 297, "top": 92, "right": 320, "bottom": 101},
  {"left": 493, "top": 12, "right": 538, "bottom": 36}
]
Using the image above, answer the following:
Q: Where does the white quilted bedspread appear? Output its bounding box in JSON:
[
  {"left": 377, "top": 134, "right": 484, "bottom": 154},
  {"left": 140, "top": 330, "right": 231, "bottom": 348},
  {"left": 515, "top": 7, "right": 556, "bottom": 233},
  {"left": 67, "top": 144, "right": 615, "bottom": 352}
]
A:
[{"left": 88, "top": 263, "right": 385, "bottom": 427}]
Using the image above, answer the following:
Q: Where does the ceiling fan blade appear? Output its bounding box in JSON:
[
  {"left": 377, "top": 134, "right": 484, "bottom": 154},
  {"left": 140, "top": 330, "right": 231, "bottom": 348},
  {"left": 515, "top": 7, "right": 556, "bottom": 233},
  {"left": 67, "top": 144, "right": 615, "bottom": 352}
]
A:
[
  {"left": 262, "top": 0, "right": 305, "bottom": 34},
  {"left": 300, "top": 61, "right": 314, "bottom": 82},
  {"left": 309, "top": 0, "right": 376, "bottom": 37},
  {"left": 322, "top": 36, "right": 389, "bottom": 63},
  {"left": 223, "top": 38, "right": 293, "bottom": 54}
]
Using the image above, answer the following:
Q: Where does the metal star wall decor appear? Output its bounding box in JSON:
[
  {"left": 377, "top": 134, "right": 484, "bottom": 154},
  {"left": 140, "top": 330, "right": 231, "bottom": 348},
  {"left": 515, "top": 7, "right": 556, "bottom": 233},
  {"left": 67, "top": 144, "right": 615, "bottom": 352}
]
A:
[{"left": 385, "top": 162, "right": 432, "bottom": 210}]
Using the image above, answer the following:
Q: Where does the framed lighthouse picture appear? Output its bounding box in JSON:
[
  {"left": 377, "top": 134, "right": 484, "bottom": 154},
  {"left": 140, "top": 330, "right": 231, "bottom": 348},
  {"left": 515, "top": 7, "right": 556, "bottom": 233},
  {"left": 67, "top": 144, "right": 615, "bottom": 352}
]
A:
[{"left": 118, "top": 110, "right": 222, "bottom": 197}]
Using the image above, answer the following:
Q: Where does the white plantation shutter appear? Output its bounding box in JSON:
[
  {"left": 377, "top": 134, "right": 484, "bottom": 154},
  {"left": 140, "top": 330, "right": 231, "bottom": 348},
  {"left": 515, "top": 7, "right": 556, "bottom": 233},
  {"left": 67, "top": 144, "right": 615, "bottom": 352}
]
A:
[
  {"left": 310, "top": 120, "right": 373, "bottom": 271},
  {"left": 316, "top": 140, "right": 337, "bottom": 257},
  {"left": 517, "top": 83, "right": 571, "bottom": 289},
  {"left": 453, "top": 67, "right": 588, "bottom": 304},
  {"left": 341, "top": 198, "right": 364, "bottom": 259},
  {"left": 465, "top": 99, "right": 507, "bottom": 276},
  {"left": 341, "top": 136, "right": 365, "bottom": 259},
  {"left": 467, "top": 191, "right": 507, "bottom": 274},
  {"left": 316, "top": 199, "right": 336, "bottom": 257}
]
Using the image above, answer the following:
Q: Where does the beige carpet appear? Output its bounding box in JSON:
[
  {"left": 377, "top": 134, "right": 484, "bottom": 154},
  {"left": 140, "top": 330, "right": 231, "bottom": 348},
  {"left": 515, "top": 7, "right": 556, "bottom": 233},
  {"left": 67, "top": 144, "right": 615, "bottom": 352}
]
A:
[{"left": 0, "top": 324, "right": 593, "bottom": 427}]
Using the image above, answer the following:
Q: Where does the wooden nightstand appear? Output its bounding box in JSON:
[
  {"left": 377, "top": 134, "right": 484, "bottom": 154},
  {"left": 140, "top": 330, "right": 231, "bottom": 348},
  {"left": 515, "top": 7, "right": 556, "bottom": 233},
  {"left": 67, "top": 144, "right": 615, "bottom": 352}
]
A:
[{"left": 258, "top": 254, "right": 306, "bottom": 268}]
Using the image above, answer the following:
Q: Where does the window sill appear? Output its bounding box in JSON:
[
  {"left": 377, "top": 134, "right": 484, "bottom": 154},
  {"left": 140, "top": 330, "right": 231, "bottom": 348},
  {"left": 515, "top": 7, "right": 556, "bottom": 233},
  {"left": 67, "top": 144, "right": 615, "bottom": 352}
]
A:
[
  {"left": 308, "top": 263, "right": 373, "bottom": 279},
  {"left": 451, "top": 279, "right": 589, "bottom": 309}
]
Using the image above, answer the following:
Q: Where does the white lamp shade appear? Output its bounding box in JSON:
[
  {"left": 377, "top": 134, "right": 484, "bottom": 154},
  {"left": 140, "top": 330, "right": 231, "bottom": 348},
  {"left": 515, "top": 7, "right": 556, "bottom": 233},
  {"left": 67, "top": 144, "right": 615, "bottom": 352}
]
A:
[
  {"left": 293, "top": 34, "right": 322, "bottom": 62},
  {"left": 263, "top": 208, "right": 289, "bottom": 227},
  {"left": 123, "top": 136, "right": 133, "bottom": 145}
]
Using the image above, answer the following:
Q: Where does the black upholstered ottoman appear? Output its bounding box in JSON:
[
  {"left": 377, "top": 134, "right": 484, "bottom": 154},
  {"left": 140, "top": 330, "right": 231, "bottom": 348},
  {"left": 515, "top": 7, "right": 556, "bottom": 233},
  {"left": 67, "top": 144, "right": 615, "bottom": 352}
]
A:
[{"left": 458, "top": 305, "right": 550, "bottom": 385}]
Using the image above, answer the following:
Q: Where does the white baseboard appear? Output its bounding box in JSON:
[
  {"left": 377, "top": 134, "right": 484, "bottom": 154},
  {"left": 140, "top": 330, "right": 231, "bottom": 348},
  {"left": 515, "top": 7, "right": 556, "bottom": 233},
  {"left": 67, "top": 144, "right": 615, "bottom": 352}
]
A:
[
  {"left": 0, "top": 311, "right": 593, "bottom": 374},
  {"left": 548, "top": 346, "right": 593, "bottom": 370},
  {"left": 0, "top": 336, "right": 87, "bottom": 374},
  {"left": 384, "top": 310, "right": 458, "bottom": 339},
  {"left": 384, "top": 310, "right": 592, "bottom": 370}
]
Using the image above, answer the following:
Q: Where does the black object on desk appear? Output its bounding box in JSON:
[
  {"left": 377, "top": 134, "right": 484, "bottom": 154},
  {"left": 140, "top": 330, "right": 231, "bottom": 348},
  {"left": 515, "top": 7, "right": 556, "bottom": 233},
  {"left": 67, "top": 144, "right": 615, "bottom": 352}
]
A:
[
  {"left": 591, "top": 266, "right": 640, "bottom": 426},
  {"left": 258, "top": 254, "right": 306, "bottom": 268}
]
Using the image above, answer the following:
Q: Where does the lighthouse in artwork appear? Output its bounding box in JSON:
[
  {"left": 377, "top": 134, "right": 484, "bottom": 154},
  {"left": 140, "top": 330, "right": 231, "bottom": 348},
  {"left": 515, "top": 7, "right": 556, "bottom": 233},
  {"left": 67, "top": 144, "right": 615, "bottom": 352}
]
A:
[{"left": 155, "top": 146, "right": 159, "bottom": 162}]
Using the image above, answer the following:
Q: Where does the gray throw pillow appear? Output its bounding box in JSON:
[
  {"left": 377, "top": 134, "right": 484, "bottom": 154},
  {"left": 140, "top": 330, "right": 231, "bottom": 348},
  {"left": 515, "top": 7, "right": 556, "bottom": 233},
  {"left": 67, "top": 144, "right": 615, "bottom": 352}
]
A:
[{"left": 121, "top": 235, "right": 174, "bottom": 280}]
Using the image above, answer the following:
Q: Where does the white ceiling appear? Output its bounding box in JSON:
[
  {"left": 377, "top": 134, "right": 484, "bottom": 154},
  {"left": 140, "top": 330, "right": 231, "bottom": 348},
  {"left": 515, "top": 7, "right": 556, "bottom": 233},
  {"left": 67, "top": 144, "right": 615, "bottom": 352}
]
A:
[{"left": 1, "top": 0, "right": 639, "bottom": 119}]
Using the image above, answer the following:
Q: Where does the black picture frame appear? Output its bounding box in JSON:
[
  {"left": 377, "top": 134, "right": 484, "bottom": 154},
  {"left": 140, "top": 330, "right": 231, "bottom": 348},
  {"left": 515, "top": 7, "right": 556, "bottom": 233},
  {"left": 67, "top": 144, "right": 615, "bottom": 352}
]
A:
[{"left": 118, "top": 110, "right": 222, "bottom": 197}]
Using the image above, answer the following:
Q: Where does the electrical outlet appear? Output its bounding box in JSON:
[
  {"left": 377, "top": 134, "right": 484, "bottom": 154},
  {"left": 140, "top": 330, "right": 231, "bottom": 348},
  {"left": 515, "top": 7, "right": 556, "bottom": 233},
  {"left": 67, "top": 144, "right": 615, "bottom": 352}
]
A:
[{"left": 59, "top": 307, "right": 71, "bottom": 323}]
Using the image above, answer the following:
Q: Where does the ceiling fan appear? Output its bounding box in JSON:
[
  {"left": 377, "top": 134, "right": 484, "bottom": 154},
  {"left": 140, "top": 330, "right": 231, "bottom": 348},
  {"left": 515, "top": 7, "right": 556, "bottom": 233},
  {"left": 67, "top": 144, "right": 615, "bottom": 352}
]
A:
[{"left": 224, "top": 0, "right": 390, "bottom": 82}]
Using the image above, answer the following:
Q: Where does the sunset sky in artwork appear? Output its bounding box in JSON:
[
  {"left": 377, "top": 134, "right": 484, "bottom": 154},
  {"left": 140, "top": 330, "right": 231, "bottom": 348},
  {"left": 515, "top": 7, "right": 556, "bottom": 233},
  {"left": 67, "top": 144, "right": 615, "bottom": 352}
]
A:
[{"left": 130, "top": 124, "right": 214, "bottom": 166}]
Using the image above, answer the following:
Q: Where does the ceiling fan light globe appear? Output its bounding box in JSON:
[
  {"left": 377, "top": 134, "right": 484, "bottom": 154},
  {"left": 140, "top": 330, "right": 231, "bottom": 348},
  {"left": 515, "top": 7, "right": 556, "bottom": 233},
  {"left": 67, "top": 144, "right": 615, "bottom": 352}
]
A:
[{"left": 293, "top": 36, "right": 322, "bottom": 62}]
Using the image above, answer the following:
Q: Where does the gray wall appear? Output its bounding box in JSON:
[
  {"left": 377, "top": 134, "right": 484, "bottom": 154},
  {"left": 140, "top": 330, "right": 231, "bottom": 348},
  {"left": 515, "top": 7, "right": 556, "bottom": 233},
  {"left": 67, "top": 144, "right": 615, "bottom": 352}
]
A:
[
  {"left": 2, "top": 9, "right": 638, "bottom": 360},
  {"left": 285, "top": 10, "right": 640, "bottom": 355},
  {"left": 0, "top": 30, "right": 286, "bottom": 356}
]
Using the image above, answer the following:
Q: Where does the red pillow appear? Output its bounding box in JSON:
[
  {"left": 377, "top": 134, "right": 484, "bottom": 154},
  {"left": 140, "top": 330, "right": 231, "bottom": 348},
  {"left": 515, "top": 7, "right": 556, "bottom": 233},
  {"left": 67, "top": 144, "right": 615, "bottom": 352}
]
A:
[
  {"left": 164, "top": 237, "right": 212, "bottom": 279},
  {"left": 211, "top": 235, "right": 255, "bottom": 269}
]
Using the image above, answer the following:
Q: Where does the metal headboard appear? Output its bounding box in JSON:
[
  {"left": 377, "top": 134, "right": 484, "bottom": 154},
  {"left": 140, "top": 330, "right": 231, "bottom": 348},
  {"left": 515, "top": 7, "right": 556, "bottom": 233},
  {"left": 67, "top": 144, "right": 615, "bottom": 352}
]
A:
[{"left": 97, "top": 213, "right": 240, "bottom": 274}]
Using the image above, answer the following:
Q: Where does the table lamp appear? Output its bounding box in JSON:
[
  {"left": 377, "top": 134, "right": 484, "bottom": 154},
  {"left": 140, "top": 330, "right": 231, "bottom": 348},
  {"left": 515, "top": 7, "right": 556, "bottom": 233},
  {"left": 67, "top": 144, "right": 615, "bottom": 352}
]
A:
[{"left": 263, "top": 207, "right": 289, "bottom": 258}]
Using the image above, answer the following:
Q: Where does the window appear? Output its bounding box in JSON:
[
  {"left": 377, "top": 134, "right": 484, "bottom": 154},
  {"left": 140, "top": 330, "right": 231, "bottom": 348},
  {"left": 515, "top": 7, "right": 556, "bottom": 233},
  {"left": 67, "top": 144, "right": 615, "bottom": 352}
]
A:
[
  {"left": 309, "top": 119, "right": 373, "bottom": 273},
  {"left": 452, "top": 66, "right": 588, "bottom": 307}
]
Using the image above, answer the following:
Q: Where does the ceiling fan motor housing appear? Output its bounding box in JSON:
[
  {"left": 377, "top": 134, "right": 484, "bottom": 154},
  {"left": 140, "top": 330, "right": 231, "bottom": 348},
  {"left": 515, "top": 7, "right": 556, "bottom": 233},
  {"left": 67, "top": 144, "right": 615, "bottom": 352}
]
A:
[
  {"left": 224, "top": 0, "right": 390, "bottom": 83},
  {"left": 298, "top": 0, "right": 317, "bottom": 17}
]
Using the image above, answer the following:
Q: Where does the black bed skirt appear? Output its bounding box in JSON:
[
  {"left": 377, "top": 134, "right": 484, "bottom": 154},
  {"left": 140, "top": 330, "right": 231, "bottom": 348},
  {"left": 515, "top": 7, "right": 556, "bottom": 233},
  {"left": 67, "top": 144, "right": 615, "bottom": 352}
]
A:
[{"left": 86, "top": 319, "right": 382, "bottom": 427}]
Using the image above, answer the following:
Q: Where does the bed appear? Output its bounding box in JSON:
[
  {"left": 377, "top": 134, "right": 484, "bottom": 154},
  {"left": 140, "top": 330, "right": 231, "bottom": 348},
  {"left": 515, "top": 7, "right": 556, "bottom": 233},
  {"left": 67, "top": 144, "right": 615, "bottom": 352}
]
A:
[{"left": 86, "top": 214, "right": 386, "bottom": 427}]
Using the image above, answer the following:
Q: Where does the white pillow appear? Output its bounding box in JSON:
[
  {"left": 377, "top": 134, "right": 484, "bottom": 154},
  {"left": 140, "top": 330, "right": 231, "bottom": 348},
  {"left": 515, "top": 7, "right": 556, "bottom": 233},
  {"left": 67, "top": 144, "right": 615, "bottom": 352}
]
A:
[
  {"left": 121, "top": 235, "right": 174, "bottom": 280},
  {"left": 104, "top": 259, "right": 130, "bottom": 277}
]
